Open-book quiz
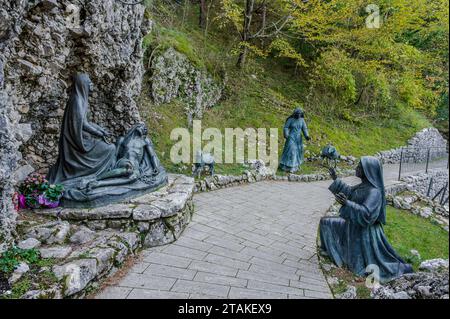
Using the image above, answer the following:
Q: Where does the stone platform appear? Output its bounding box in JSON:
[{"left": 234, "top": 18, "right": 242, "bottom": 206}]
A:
[
  {"left": 5, "top": 174, "right": 195, "bottom": 298},
  {"left": 35, "top": 174, "right": 195, "bottom": 248}
]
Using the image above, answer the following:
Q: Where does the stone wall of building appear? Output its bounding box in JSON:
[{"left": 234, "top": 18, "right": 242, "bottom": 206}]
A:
[
  {"left": 376, "top": 128, "right": 448, "bottom": 164},
  {"left": 0, "top": 0, "right": 150, "bottom": 252}
]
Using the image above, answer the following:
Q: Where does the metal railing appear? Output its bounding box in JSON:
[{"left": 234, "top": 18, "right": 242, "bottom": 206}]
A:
[
  {"left": 427, "top": 178, "right": 449, "bottom": 205},
  {"left": 398, "top": 146, "right": 448, "bottom": 180}
]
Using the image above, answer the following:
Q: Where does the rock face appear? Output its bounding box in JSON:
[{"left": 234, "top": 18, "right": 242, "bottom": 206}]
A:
[
  {"left": 0, "top": 0, "right": 150, "bottom": 252},
  {"left": 376, "top": 128, "right": 448, "bottom": 164},
  {"left": 149, "top": 47, "right": 223, "bottom": 125}
]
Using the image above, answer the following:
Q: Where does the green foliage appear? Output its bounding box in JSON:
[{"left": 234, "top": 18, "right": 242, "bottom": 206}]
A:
[
  {"left": 384, "top": 206, "right": 449, "bottom": 270},
  {"left": 144, "top": 26, "right": 199, "bottom": 65},
  {"left": 0, "top": 247, "right": 40, "bottom": 274},
  {"left": 9, "top": 277, "right": 31, "bottom": 299},
  {"left": 141, "top": 1, "right": 434, "bottom": 177},
  {"left": 290, "top": 0, "right": 448, "bottom": 116}
]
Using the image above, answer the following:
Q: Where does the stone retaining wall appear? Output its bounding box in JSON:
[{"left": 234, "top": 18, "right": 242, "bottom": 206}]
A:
[
  {"left": 1, "top": 174, "right": 195, "bottom": 299},
  {"left": 376, "top": 128, "right": 448, "bottom": 164},
  {"left": 194, "top": 163, "right": 354, "bottom": 193},
  {"left": 401, "top": 169, "right": 449, "bottom": 202},
  {"left": 36, "top": 174, "right": 195, "bottom": 248}
]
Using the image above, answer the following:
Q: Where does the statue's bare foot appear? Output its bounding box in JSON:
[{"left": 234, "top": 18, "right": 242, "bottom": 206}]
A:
[
  {"left": 86, "top": 181, "right": 99, "bottom": 193},
  {"left": 78, "top": 179, "right": 90, "bottom": 190}
]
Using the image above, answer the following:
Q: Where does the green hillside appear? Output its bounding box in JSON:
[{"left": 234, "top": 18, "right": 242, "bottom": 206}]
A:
[{"left": 139, "top": 2, "right": 441, "bottom": 176}]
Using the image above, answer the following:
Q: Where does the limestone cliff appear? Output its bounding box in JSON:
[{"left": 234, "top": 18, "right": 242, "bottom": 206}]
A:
[
  {"left": 148, "top": 47, "right": 223, "bottom": 125},
  {"left": 0, "top": 0, "right": 150, "bottom": 252}
]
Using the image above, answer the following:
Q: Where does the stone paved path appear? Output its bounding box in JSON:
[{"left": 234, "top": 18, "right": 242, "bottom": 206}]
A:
[{"left": 96, "top": 162, "right": 447, "bottom": 299}]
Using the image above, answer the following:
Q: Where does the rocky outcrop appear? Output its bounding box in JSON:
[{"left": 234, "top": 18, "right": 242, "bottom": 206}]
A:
[
  {"left": 388, "top": 190, "right": 449, "bottom": 232},
  {"left": 376, "top": 128, "right": 448, "bottom": 164},
  {"left": 149, "top": 47, "right": 223, "bottom": 125},
  {"left": 373, "top": 259, "right": 449, "bottom": 299},
  {"left": 0, "top": 0, "right": 150, "bottom": 252}
]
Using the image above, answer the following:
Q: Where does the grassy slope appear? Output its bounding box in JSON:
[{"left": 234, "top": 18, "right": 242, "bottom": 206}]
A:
[
  {"left": 384, "top": 207, "right": 449, "bottom": 269},
  {"left": 140, "top": 10, "right": 431, "bottom": 175}
]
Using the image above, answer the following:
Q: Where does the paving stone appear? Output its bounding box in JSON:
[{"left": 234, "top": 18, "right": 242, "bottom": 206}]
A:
[
  {"left": 129, "top": 262, "right": 150, "bottom": 274},
  {"left": 175, "top": 237, "right": 214, "bottom": 252},
  {"left": 120, "top": 273, "right": 176, "bottom": 290},
  {"left": 143, "top": 252, "right": 191, "bottom": 268},
  {"left": 228, "top": 287, "right": 287, "bottom": 299},
  {"left": 127, "top": 288, "right": 189, "bottom": 299},
  {"left": 96, "top": 287, "right": 132, "bottom": 299},
  {"left": 203, "top": 235, "right": 244, "bottom": 252},
  {"left": 163, "top": 244, "right": 208, "bottom": 261},
  {"left": 247, "top": 280, "right": 304, "bottom": 297},
  {"left": 248, "top": 264, "right": 299, "bottom": 281},
  {"left": 188, "top": 261, "right": 238, "bottom": 277},
  {"left": 144, "top": 264, "right": 197, "bottom": 280},
  {"left": 171, "top": 280, "right": 230, "bottom": 298},
  {"left": 236, "top": 269, "right": 290, "bottom": 286},
  {"left": 193, "top": 272, "right": 247, "bottom": 288},
  {"left": 204, "top": 253, "right": 251, "bottom": 271}
]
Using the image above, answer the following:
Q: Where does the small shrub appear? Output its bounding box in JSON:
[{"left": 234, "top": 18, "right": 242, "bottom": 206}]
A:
[{"left": 0, "top": 247, "right": 40, "bottom": 274}]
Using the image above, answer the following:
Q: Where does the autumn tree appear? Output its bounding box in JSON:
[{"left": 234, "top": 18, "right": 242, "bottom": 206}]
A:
[{"left": 218, "top": 0, "right": 304, "bottom": 68}]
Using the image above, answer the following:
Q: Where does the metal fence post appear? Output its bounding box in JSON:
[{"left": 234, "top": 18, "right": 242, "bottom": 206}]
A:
[
  {"left": 440, "top": 183, "right": 448, "bottom": 205},
  {"left": 398, "top": 148, "right": 404, "bottom": 181},
  {"left": 425, "top": 148, "right": 431, "bottom": 173},
  {"left": 427, "top": 178, "right": 434, "bottom": 197}
]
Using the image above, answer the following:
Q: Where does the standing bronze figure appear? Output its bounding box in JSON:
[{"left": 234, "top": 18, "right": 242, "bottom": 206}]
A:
[{"left": 279, "top": 108, "right": 310, "bottom": 173}]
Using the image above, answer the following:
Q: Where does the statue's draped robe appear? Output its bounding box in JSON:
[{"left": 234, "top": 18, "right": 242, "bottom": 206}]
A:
[
  {"left": 320, "top": 157, "right": 413, "bottom": 283},
  {"left": 48, "top": 74, "right": 116, "bottom": 188},
  {"left": 279, "top": 117, "right": 309, "bottom": 172}
]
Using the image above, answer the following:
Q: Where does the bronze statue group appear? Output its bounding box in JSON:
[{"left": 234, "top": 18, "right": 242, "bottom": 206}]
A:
[
  {"left": 279, "top": 107, "right": 413, "bottom": 283},
  {"left": 49, "top": 74, "right": 413, "bottom": 285}
]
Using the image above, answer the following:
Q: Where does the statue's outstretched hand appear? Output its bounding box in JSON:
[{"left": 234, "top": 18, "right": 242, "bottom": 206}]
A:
[
  {"left": 329, "top": 167, "right": 338, "bottom": 180},
  {"left": 335, "top": 193, "right": 348, "bottom": 206}
]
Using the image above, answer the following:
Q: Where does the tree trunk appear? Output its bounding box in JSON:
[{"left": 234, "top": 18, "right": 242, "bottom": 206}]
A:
[
  {"left": 236, "top": 0, "right": 254, "bottom": 68},
  {"left": 199, "top": 0, "right": 207, "bottom": 29},
  {"left": 237, "top": 46, "right": 248, "bottom": 68}
]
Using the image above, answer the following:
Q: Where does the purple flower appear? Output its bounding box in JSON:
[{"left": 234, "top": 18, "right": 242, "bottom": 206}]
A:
[
  {"left": 43, "top": 195, "right": 60, "bottom": 208},
  {"left": 38, "top": 194, "right": 45, "bottom": 205},
  {"left": 45, "top": 200, "right": 60, "bottom": 209},
  {"left": 18, "top": 194, "right": 27, "bottom": 209}
]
